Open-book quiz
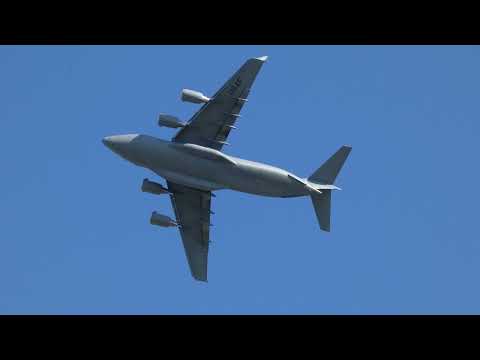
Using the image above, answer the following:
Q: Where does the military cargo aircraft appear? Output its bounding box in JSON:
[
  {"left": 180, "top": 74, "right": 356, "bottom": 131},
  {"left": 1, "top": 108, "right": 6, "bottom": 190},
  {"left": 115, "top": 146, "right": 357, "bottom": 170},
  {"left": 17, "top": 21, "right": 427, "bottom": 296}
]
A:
[{"left": 103, "top": 56, "right": 351, "bottom": 282}]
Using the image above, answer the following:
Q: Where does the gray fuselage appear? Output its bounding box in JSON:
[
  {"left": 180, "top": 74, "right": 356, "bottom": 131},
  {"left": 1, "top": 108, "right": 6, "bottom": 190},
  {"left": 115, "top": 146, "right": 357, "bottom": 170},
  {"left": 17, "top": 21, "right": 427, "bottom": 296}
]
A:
[{"left": 103, "top": 134, "right": 312, "bottom": 198}]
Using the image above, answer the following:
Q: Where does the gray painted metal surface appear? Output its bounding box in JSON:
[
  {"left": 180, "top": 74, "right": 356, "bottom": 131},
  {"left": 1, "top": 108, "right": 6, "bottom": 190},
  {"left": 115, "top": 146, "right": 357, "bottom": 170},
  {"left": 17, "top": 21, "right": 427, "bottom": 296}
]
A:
[{"left": 102, "top": 56, "right": 351, "bottom": 282}]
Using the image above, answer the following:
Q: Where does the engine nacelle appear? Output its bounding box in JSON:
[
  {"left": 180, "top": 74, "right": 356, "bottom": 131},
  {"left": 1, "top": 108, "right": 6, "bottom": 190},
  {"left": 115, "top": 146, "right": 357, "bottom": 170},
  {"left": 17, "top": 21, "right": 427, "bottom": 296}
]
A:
[
  {"left": 181, "top": 89, "right": 210, "bottom": 104},
  {"left": 150, "top": 212, "right": 178, "bottom": 227},
  {"left": 158, "top": 114, "right": 185, "bottom": 128},
  {"left": 141, "top": 178, "right": 170, "bottom": 195}
]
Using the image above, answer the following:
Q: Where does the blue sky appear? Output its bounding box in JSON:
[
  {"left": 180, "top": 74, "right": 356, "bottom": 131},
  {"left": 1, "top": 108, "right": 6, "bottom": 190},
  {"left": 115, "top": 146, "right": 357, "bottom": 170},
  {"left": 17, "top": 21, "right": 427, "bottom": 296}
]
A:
[{"left": 1, "top": 45, "right": 479, "bottom": 314}]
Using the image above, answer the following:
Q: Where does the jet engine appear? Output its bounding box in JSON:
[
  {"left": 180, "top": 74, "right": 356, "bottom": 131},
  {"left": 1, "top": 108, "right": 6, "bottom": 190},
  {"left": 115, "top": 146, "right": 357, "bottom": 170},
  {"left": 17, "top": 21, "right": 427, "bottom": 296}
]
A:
[
  {"left": 150, "top": 212, "right": 178, "bottom": 227},
  {"left": 181, "top": 89, "right": 210, "bottom": 104},
  {"left": 141, "top": 178, "right": 170, "bottom": 195},
  {"left": 158, "top": 114, "right": 185, "bottom": 128}
]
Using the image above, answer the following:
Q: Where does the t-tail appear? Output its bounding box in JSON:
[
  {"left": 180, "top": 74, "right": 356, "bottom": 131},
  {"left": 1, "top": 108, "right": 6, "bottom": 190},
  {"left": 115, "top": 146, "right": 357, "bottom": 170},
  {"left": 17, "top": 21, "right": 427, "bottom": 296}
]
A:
[{"left": 308, "top": 145, "right": 352, "bottom": 232}]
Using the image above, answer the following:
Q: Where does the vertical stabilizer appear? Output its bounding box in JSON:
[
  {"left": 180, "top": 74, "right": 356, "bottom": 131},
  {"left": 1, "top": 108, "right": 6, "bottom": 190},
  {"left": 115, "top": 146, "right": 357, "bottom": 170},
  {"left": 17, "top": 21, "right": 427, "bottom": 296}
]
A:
[
  {"left": 308, "top": 145, "right": 351, "bottom": 232},
  {"left": 311, "top": 190, "right": 331, "bottom": 232}
]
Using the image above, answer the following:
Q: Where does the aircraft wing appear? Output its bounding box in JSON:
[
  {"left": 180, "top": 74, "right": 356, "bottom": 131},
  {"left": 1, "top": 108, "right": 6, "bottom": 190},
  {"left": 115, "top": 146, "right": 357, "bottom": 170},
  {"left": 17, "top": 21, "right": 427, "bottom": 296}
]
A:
[
  {"left": 172, "top": 56, "right": 268, "bottom": 150},
  {"left": 167, "top": 180, "right": 212, "bottom": 282}
]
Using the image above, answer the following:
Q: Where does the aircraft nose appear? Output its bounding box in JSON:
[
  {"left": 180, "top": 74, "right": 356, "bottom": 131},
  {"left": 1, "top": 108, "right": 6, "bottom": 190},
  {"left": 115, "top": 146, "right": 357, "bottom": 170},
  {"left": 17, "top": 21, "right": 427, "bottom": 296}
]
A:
[
  {"left": 102, "top": 134, "right": 140, "bottom": 158},
  {"left": 102, "top": 134, "right": 138, "bottom": 148},
  {"left": 102, "top": 136, "right": 114, "bottom": 149}
]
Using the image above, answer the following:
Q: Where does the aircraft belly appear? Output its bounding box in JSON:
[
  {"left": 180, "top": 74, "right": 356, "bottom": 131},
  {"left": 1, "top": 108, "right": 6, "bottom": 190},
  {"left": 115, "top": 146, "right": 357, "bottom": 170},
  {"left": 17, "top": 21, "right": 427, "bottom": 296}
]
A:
[
  {"left": 139, "top": 139, "right": 305, "bottom": 197},
  {"left": 154, "top": 169, "right": 225, "bottom": 191},
  {"left": 223, "top": 161, "right": 306, "bottom": 197},
  {"left": 146, "top": 144, "right": 228, "bottom": 191}
]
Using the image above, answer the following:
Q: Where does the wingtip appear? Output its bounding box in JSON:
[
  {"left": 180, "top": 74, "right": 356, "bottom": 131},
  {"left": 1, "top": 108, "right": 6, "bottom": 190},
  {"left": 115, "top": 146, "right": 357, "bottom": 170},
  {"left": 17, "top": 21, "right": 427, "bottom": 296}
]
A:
[
  {"left": 192, "top": 273, "right": 208, "bottom": 282},
  {"left": 255, "top": 55, "right": 268, "bottom": 62}
]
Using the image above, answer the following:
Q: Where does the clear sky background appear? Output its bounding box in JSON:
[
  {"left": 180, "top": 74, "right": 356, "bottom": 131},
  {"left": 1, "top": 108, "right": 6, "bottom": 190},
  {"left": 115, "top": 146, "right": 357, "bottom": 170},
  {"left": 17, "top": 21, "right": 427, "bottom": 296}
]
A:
[{"left": 1, "top": 45, "right": 479, "bottom": 314}]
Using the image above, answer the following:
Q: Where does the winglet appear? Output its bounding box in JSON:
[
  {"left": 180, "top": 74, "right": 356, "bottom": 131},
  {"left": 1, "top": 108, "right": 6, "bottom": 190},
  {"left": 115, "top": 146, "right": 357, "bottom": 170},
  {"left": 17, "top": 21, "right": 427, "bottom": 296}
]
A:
[{"left": 255, "top": 55, "right": 268, "bottom": 62}]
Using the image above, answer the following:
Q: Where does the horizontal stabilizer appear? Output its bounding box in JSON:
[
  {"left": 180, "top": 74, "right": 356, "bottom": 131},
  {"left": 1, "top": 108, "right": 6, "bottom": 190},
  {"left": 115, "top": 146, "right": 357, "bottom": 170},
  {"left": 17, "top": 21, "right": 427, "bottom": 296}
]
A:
[
  {"left": 309, "top": 146, "right": 352, "bottom": 185},
  {"left": 308, "top": 145, "right": 351, "bottom": 232},
  {"left": 288, "top": 174, "right": 323, "bottom": 195},
  {"left": 255, "top": 55, "right": 268, "bottom": 62},
  {"left": 313, "top": 183, "right": 341, "bottom": 190}
]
